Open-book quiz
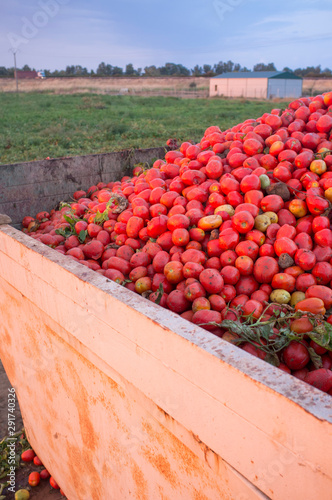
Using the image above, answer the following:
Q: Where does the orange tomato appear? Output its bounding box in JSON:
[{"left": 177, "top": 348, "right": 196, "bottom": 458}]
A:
[
  {"left": 310, "top": 159, "right": 327, "bottom": 175},
  {"left": 288, "top": 199, "right": 307, "bottom": 218},
  {"left": 197, "top": 214, "right": 222, "bottom": 231},
  {"left": 290, "top": 317, "right": 313, "bottom": 334},
  {"left": 295, "top": 298, "right": 326, "bottom": 315}
]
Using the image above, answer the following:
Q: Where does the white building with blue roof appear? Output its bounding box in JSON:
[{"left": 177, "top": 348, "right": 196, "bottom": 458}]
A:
[{"left": 210, "top": 71, "right": 303, "bottom": 99}]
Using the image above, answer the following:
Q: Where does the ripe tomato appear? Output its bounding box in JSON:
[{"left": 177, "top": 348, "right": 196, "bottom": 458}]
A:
[
  {"left": 166, "top": 290, "right": 190, "bottom": 313},
  {"left": 253, "top": 256, "right": 279, "bottom": 283},
  {"left": 283, "top": 341, "right": 309, "bottom": 370},
  {"left": 50, "top": 477, "right": 60, "bottom": 489},
  {"left": 235, "top": 255, "right": 254, "bottom": 276},
  {"left": 243, "top": 299, "right": 263, "bottom": 319},
  {"left": 29, "top": 472, "right": 41, "bottom": 487},
  {"left": 219, "top": 228, "right": 240, "bottom": 251},
  {"left": 21, "top": 450, "right": 35, "bottom": 462},
  {"left": 271, "top": 273, "right": 295, "bottom": 292},
  {"left": 40, "top": 469, "right": 51, "bottom": 479},
  {"left": 260, "top": 195, "right": 284, "bottom": 213},
  {"left": 164, "top": 261, "right": 184, "bottom": 284},
  {"left": 305, "top": 285, "right": 332, "bottom": 309},
  {"left": 295, "top": 297, "right": 326, "bottom": 315},
  {"left": 199, "top": 268, "right": 224, "bottom": 294},
  {"left": 232, "top": 211, "right": 254, "bottom": 234}
]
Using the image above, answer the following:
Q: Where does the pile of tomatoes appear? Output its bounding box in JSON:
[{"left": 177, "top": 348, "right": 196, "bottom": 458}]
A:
[{"left": 22, "top": 92, "right": 332, "bottom": 394}]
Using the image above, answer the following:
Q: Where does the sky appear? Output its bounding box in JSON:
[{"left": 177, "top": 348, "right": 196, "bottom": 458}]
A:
[{"left": 1, "top": 0, "right": 332, "bottom": 72}]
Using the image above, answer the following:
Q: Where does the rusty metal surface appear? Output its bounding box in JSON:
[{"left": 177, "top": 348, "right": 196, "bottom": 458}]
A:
[{"left": 0, "top": 147, "right": 166, "bottom": 225}]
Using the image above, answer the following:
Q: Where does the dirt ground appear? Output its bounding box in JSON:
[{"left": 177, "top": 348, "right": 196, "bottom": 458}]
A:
[
  {"left": 0, "top": 360, "right": 64, "bottom": 499},
  {"left": 0, "top": 76, "right": 209, "bottom": 97},
  {"left": 0, "top": 76, "right": 331, "bottom": 96}
]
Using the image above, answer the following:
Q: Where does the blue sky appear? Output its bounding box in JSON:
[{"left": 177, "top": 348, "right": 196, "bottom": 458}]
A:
[{"left": 1, "top": 0, "right": 332, "bottom": 71}]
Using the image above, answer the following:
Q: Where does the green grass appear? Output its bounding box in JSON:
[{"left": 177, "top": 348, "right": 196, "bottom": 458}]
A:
[{"left": 0, "top": 93, "right": 282, "bottom": 164}]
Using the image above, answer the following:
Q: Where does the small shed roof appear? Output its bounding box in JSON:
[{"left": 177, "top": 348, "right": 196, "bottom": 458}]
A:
[{"left": 213, "top": 71, "right": 302, "bottom": 80}]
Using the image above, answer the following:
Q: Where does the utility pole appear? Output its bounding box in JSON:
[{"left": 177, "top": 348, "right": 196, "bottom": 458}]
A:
[{"left": 9, "top": 49, "right": 19, "bottom": 93}]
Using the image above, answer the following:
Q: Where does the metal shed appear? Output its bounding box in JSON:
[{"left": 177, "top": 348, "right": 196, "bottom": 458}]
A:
[{"left": 210, "top": 71, "right": 303, "bottom": 99}]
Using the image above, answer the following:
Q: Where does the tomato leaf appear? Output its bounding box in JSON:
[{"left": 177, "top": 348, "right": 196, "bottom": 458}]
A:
[
  {"left": 94, "top": 210, "right": 109, "bottom": 225},
  {"left": 63, "top": 213, "right": 79, "bottom": 226},
  {"left": 257, "top": 324, "right": 273, "bottom": 340},
  {"left": 307, "top": 347, "right": 323, "bottom": 369},
  {"left": 55, "top": 226, "right": 73, "bottom": 238},
  {"left": 265, "top": 353, "right": 280, "bottom": 367},
  {"left": 155, "top": 283, "right": 164, "bottom": 305},
  {"left": 309, "top": 322, "right": 332, "bottom": 351},
  {"left": 78, "top": 229, "right": 87, "bottom": 243}
]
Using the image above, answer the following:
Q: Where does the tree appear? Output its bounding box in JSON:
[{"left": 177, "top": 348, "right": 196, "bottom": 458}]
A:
[
  {"left": 203, "top": 64, "right": 213, "bottom": 76},
  {"left": 253, "top": 62, "right": 277, "bottom": 71},
  {"left": 96, "top": 62, "right": 113, "bottom": 76},
  {"left": 0, "top": 66, "right": 9, "bottom": 76},
  {"left": 213, "top": 61, "right": 224, "bottom": 75},
  {"left": 143, "top": 65, "right": 161, "bottom": 77},
  {"left": 322, "top": 68, "right": 332, "bottom": 76},
  {"left": 65, "top": 65, "right": 75, "bottom": 75},
  {"left": 282, "top": 67, "right": 293, "bottom": 73},
  {"left": 213, "top": 60, "right": 235, "bottom": 75},
  {"left": 159, "top": 63, "right": 190, "bottom": 76},
  {"left": 192, "top": 65, "right": 203, "bottom": 76},
  {"left": 22, "top": 64, "right": 31, "bottom": 71},
  {"left": 125, "top": 63, "right": 135, "bottom": 76},
  {"left": 112, "top": 66, "right": 123, "bottom": 76}
]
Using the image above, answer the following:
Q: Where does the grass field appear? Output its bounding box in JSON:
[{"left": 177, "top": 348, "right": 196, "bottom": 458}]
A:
[{"left": 0, "top": 93, "right": 284, "bottom": 164}]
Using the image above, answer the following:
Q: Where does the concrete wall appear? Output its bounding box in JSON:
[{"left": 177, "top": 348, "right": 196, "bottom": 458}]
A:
[{"left": 0, "top": 147, "right": 167, "bottom": 226}]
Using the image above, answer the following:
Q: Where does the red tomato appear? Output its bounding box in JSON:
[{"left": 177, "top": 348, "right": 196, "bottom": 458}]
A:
[
  {"left": 283, "top": 341, "right": 310, "bottom": 370},
  {"left": 50, "top": 477, "right": 60, "bottom": 489},
  {"left": 146, "top": 215, "right": 168, "bottom": 238},
  {"left": 166, "top": 290, "right": 190, "bottom": 313},
  {"left": 312, "top": 262, "right": 332, "bottom": 284},
  {"left": 33, "top": 456, "right": 43, "bottom": 466},
  {"left": 294, "top": 248, "right": 316, "bottom": 271},
  {"left": 305, "top": 285, "right": 332, "bottom": 309},
  {"left": 260, "top": 195, "right": 284, "bottom": 213},
  {"left": 243, "top": 300, "right": 263, "bottom": 319},
  {"left": 295, "top": 297, "right": 326, "bottom": 315},
  {"left": 164, "top": 261, "right": 184, "bottom": 284},
  {"left": 274, "top": 237, "right": 298, "bottom": 258},
  {"left": 235, "top": 255, "right": 254, "bottom": 276},
  {"left": 40, "top": 469, "right": 51, "bottom": 480},
  {"left": 253, "top": 256, "right": 279, "bottom": 283},
  {"left": 198, "top": 268, "right": 224, "bottom": 294},
  {"left": 219, "top": 228, "right": 240, "bottom": 251},
  {"left": 235, "top": 240, "right": 259, "bottom": 260},
  {"left": 232, "top": 211, "right": 254, "bottom": 234},
  {"left": 271, "top": 273, "right": 295, "bottom": 292},
  {"left": 29, "top": 472, "right": 41, "bottom": 487},
  {"left": 21, "top": 449, "right": 35, "bottom": 462},
  {"left": 220, "top": 250, "right": 237, "bottom": 267}
]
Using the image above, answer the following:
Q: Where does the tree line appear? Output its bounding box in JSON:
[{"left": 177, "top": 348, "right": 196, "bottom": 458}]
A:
[{"left": 0, "top": 61, "right": 331, "bottom": 78}]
